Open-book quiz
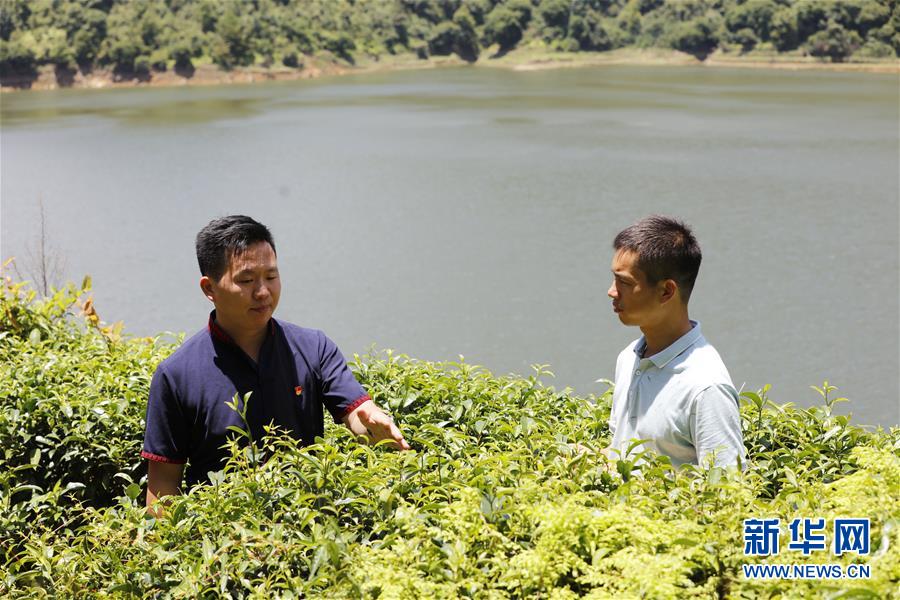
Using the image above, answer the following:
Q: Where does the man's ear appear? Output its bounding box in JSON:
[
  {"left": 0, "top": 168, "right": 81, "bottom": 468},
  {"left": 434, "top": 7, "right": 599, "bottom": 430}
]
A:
[
  {"left": 200, "top": 276, "right": 215, "bottom": 303},
  {"left": 659, "top": 279, "right": 678, "bottom": 305}
]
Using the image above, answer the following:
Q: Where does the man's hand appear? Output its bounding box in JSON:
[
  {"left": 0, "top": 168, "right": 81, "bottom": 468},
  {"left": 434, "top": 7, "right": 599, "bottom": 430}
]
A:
[{"left": 342, "top": 401, "right": 410, "bottom": 450}]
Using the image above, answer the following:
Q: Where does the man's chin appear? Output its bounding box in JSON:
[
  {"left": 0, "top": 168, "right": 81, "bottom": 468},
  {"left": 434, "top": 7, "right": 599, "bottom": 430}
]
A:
[
  {"left": 248, "top": 308, "right": 273, "bottom": 323},
  {"left": 616, "top": 312, "right": 636, "bottom": 326}
]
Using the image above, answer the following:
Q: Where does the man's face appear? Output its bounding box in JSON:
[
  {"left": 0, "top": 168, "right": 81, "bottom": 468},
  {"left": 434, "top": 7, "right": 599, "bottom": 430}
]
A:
[
  {"left": 202, "top": 241, "right": 281, "bottom": 332},
  {"left": 607, "top": 249, "right": 662, "bottom": 327}
]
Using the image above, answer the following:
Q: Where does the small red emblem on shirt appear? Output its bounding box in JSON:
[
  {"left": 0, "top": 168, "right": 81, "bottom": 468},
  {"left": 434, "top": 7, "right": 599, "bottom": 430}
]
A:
[{"left": 295, "top": 385, "right": 303, "bottom": 396}]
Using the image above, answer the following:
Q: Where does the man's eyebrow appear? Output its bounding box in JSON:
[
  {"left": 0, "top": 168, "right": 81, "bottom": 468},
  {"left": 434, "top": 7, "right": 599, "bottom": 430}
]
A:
[{"left": 233, "top": 267, "right": 278, "bottom": 276}]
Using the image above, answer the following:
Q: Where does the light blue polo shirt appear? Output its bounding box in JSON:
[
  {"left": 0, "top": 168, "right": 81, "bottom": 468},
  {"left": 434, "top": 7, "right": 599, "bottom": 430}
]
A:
[{"left": 607, "top": 321, "right": 746, "bottom": 468}]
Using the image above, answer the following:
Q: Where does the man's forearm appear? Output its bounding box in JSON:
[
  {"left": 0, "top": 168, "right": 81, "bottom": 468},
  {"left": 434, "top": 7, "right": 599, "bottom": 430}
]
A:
[{"left": 146, "top": 460, "right": 185, "bottom": 515}]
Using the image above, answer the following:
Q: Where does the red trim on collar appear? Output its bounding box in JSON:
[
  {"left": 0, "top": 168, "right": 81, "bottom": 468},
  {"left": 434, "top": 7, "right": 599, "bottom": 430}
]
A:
[
  {"left": 208, "top": 313, "right": 235, "bottom": 345},
  {"left": 339, "top": 394, "right": 372, "bottom": 419},
  {"left": 207, "top": 312, "right": 275, "bottom": 346},
  {"left": 141, "top": 450, "right": 187, "bottom": 465}
]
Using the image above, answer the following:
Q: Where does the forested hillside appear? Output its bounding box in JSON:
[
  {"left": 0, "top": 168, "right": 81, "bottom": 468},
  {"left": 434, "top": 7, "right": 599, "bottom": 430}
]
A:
[{"left": 1, "top": 0, "right": 897, "bottom": 80}]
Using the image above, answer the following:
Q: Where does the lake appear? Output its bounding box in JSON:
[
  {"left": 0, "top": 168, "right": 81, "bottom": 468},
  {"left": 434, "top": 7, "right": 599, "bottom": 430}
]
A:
[{"left": 1, "top": 65, "right": 898, "bottom": 427}]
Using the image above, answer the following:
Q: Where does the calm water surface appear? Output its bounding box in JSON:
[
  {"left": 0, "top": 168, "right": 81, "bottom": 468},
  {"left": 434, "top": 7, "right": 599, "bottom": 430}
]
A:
[{"left": 2, "top": 66, "right": 898, "bottom": 427}]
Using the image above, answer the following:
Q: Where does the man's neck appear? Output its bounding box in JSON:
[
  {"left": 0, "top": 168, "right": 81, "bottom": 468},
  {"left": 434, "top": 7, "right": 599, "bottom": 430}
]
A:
[
  {"left": 216, "top": 318, "right": 269, "bottom": 363},
  {"left": 640, "top": 314, "right": 693, "bottom": 358}
]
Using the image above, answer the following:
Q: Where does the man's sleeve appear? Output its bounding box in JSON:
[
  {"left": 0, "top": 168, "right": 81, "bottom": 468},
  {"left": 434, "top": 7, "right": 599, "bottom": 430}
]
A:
[
  {"left": 317, "top": 331, "right": 370, "bottom": 422},
  {"left": 141, "top": 365, "right": 189, "bottom": 464},
  {"left": 690, "top": 383, "right": 747, "bottom": 468}
]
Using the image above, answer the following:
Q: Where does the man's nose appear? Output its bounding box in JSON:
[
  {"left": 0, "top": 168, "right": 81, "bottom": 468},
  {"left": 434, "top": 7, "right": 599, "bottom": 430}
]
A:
[
  {"left": 607, "top": 282, "right": 617, "bottom": 299},
  {"left": 254, "top": 282, "right": 270, "bottom": 299}
]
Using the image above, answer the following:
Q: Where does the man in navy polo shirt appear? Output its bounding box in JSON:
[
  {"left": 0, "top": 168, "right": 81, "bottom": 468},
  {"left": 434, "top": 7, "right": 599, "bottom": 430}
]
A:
[{"left": 143, "top": 215, "right": 408, "bottom": 509}]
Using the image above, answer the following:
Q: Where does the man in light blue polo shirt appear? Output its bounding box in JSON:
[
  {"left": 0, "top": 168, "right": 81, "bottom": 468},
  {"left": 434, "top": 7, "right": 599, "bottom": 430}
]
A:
[{"left": 606, "top": 215, "right": 745, "bottom": 468}]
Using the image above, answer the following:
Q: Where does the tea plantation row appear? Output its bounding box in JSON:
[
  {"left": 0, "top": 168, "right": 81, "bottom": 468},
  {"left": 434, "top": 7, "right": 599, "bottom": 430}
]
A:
[{"left": 1, "top": 278, "right": 897, "bottom": 598}]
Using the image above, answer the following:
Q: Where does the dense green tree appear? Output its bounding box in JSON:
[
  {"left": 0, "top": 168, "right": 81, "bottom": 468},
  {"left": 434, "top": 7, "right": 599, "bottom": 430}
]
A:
[
  {"left": 538, "top": 0, "right": 570, "bottom": 41},
  {"left": 795, "top": 0, "right": 828, "bottom": 43},
  {"left": 887, "top": 3, "right": 900, "bottom": 53},
  {"left": 319, "top": 31, "right": 356, "bottom": 63},
  {"left": 402, "top": 0, "right": 457, "bottom": 23},
  {"left": 506, "top": 0, "right": 533, "bottom": 25},
  {"left": 617, "top": 5, "right": 642, "bottom": 37},
  {"left": 569, "top": 10, "right": 611, "bottom": 51},
  {"left": 806, "top": 20, "right": 861, "bottom": 62},
  {"left": 211, "top": 9, "right": 254, "bottom": 68},
  {"left": 0, "top": 31, "right": 37, "bottom": 76},
  {"left": 428, "top": 20, "right": 460, "bottom": 55},
  {"left": 634, "top": 0, "right": 664, "bottom": 16},
  {"left": 484, "top": 5, "right": 525, "bottom": 51},
  {"left": 70, "top": 8, "right": 107, "bottom": 65},
  {"left": 194, "top": 0, "right": 219, "bottom": 33},
  {"left": 282, "top": 14, "right": 316, "bottom": 54},
  {"left": 462, "top": 0, "right": 494, "bottom": 26},
  {"left": 0, "top": 0, "right": 31, "bottom": 42},
  {"left": 730, "top": 27, "right": 759, "bottom": 53},
  {"left": 165, "top": 20, "right": 203, "bottom": 69},
  {"left": 665, "top": 16, "right": 720, "bottom": 59},
  {"left": 453, "top": 5, "right": 480, "bottom": 61},
  {"left": 725, "top": 0, "right": 777, "bottom": 42},
  {"left": 854, "top": 38, "right": 894, "bottom": 58},
  {"left": 100, "top": 4, "right": 146, "bottom": 73},
  {"left": 854, "top": 1, "right": 891, "bottom": 36},
  {"left": 770, "top": 6, "right": 799, "bottom": 51}
]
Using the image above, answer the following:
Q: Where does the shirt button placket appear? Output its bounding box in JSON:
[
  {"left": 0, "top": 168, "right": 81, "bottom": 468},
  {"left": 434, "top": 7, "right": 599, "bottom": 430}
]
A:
[{"left": 628, "top": 367, "right": 640, "bottom": 424}]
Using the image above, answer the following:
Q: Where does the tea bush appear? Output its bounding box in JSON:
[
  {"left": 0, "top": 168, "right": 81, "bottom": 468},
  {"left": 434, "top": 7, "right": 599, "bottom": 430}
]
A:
[{"left": 1, "top": 277, "right": 898, "bottom": 598}]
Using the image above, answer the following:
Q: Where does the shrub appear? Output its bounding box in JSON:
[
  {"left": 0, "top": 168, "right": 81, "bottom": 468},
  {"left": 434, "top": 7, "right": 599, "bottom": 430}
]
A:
[
  {"left": 854, "top": 39, "right": 896, "bottom": 58},
  {"left": 149, "top": 48, "right": 168, "bottom": 72},
  {"left": 133, "top": 55, "right": 151, "bottom": 77},
  {"left": 1, "top": 278, "right": 897, "bottom": 598},
  {"left": 0, "top": 277, "right": 175, "bottom": 562},
  {"left": 281, "top": 51, "right": 301, "bottom": 68}
]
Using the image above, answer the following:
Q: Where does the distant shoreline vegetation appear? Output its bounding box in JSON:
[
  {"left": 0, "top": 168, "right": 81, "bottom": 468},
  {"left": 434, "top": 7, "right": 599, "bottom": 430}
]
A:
[{"left": 1, "top": 0, "right": 898, "bottom": 91}]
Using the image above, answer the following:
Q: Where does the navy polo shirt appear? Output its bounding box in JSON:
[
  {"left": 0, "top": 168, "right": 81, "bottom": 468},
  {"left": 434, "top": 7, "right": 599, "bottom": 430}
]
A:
[{"left": 142, "top": 312, "right": 370, "bottom": 486}]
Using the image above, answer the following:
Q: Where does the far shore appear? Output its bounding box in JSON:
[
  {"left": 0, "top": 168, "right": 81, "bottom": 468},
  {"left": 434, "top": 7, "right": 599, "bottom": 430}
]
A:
[{"left": 2, "top": 48, "right": 897, "bottom": 94}]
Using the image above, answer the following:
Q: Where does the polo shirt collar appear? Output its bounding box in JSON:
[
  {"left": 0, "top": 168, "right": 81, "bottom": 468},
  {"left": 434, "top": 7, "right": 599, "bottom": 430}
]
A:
[
  {"left": 207, "top": 310, "right": 276, "bottom": 347},
  {"left": 634, "top": 320, "right": 703, "bottom": 369}
]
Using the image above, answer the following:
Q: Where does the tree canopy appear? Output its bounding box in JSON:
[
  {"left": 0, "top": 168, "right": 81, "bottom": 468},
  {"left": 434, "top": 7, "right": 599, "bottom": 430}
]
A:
[{"left": 1, "top": 0, "right": 897, "bottom": 78}]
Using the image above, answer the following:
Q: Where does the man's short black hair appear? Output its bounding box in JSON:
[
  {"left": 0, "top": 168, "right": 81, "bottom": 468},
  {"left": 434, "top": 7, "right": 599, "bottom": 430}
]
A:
[
  {"left": 613, "top": 215, "right": 702, "bottom": 303},
  {"left": 195, "top": 215, "right": 276, "bottom": 280}
]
